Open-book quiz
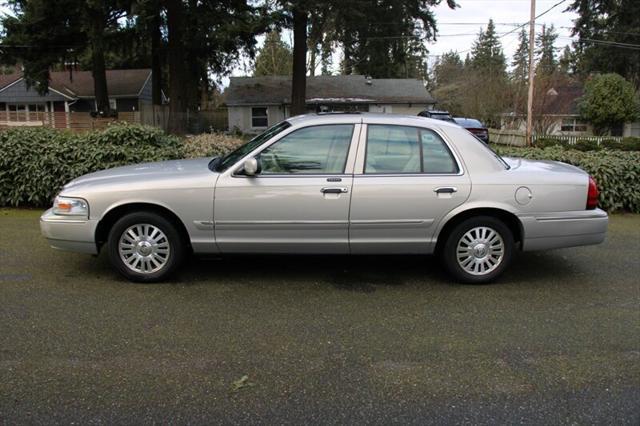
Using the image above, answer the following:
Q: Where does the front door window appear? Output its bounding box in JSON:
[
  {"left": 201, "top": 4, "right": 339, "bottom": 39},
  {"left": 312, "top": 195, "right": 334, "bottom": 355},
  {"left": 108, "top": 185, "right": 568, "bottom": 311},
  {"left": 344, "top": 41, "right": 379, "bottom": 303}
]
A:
[{"left": 258, "top": 124, "right": 354, "bottom": 174}]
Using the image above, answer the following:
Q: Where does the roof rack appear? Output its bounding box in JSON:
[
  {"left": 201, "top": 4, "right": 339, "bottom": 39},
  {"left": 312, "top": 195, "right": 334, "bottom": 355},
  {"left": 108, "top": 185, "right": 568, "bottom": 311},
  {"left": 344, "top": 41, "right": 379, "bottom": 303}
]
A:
[{"left": 316, "top": 111, "right": 363, "bottom": 115}]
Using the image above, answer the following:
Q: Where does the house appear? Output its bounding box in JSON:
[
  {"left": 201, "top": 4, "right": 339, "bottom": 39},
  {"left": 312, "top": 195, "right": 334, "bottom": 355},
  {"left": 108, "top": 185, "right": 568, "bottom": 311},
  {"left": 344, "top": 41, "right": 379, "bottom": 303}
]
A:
[
  {"left": 0, "top": 69, "right": 158, "bottom": 127},
  {"left": 224, "top": 75, "right": 436, "bottom": 133},
  {"left": 503, "top": 83, "right": 640, "bottom": 137}
]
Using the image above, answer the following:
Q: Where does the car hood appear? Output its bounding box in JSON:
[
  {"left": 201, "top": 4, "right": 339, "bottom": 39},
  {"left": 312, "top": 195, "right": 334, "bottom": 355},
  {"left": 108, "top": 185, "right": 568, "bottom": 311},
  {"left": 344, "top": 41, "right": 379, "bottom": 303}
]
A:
[{"left": 63, "top": 157, "right": 216, "bottom": 191}]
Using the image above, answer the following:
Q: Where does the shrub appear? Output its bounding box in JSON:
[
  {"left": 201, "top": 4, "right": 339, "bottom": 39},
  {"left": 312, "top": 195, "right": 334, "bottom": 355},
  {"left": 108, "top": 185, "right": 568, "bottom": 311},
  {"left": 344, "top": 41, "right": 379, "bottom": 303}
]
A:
[
  {"left": 602, "top": 137, "right": 640, "bottom": 151},
  {"left": 495, "top": 145, "right": 640, "bottom": 212},
  {"left": 183, "top": 132, "right": 245, "bottom": 158},
  {"left": 0, "top": 123, "right": 183, "bottom": 207}
]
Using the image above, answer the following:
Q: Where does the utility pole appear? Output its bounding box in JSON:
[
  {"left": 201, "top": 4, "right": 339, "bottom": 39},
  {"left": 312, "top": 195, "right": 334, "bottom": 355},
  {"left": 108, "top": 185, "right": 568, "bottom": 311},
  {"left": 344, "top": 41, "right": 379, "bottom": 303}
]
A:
[{"left": 526, "top": 0, "right": 536, "bottom": 146}]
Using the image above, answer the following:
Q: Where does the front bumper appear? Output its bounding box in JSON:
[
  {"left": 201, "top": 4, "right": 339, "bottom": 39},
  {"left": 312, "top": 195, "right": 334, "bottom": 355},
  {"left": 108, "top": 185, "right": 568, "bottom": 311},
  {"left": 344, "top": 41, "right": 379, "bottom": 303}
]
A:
[
  {"left": 40, "top": 209, "right": 99, "bottom": 254},
  {"left": 519, "top": 208, "right": 608, "bottom": 251}
]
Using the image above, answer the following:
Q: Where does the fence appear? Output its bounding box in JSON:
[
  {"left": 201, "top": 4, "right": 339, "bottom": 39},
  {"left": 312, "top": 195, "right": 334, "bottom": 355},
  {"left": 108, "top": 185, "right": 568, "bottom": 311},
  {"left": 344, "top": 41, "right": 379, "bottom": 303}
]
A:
[
  {"left": 0, "top": 111, "right": 140, "bottom": 132},
  {"left": 0, "top": 107, "right": 229, "bottom": 134},
  {"left": 532, "top": 134, "right": 624, "bottom": 145},
  {"left": 489, "top": 129, "right": 527, "bottom": 146},
  {"left": 489, "top": 129, "right": 625, "bottom": 146},
  {"left": 139, "top": 105, "right": 228, "bottom": 134}
]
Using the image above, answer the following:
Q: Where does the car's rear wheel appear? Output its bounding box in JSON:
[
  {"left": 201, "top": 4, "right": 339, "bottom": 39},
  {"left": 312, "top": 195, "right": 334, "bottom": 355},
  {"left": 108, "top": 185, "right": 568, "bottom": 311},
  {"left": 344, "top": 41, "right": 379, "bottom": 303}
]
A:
[
  {"left": 442, "top": 216, "right": 514, "bottom": 284},
  {"left": 107, "top": 211, "right": 185, "bottom": 283}
]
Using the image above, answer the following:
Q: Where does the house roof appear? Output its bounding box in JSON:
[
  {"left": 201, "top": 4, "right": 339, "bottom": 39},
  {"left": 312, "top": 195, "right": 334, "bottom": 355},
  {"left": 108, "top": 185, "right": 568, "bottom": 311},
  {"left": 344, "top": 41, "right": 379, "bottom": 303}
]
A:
[
  {"left": 225, "top": 75, "right": 435, "bottom": 106},
  {"left": 48, "top": 69, "right": 151, "bottom": 98},
  {"left": 0, "top": 68, "right": 151, "bottom": 98},
  {"left": 0, "top": 72, "right": 23, "bottom": 89},
  {"left": 542, "top": 83, "right": 584, "bottom": 115}
]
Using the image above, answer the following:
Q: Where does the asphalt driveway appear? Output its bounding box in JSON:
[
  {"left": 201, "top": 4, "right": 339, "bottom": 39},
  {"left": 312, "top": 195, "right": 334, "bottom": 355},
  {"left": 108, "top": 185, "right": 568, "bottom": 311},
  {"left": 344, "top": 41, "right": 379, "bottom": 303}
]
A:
[{"left": 1, "top": 209, "right": 639, "bottom": 424}]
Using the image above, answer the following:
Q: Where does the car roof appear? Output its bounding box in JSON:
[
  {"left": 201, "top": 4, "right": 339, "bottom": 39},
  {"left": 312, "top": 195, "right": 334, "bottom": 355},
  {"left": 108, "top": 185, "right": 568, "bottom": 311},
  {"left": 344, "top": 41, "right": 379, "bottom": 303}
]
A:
[
  {"left": 287, "top": 112, "right": 461, "bottom": 129},
  {"left": 454, "top": 117, "right": 484, "bottom": 126}
]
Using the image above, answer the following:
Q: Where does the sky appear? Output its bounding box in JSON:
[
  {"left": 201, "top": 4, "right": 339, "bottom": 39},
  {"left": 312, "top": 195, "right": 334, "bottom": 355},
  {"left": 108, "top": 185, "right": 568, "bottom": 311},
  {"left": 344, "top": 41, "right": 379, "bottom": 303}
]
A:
[{"left": 426, "top": 0, "right": 578, "bottom": 60}]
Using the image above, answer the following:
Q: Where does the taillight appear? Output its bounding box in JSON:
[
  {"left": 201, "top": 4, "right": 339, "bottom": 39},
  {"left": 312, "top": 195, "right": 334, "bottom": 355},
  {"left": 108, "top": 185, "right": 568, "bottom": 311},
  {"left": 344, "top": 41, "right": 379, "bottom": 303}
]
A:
[{"left": 586, "top": 176, "right": 599, "bottom": 210}]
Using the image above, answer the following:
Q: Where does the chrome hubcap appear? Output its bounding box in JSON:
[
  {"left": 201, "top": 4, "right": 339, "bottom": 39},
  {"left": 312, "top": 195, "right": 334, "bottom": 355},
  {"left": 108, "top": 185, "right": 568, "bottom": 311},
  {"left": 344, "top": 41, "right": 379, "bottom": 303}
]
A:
[
  {"left": 118, "top": 224, "right": 170, "bottom": 274},
  {"left": 456, "top": 226, "right": 504, "bottom": 276}
]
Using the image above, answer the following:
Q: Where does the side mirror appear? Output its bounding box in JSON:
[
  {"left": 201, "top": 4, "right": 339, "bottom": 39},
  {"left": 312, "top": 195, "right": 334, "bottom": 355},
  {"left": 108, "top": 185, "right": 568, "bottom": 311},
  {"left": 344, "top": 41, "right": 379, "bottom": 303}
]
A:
[{"left": 243, "top": 157, "right": 261, "bottom": 176}]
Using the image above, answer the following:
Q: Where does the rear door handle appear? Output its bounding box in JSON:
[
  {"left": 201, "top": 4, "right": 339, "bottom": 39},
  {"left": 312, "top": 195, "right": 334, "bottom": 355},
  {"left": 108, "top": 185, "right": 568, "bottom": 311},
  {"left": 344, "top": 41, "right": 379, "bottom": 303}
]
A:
[
  {"left": 321, "top": 187, "right": 349, "bottom": 194},
  {"left": 434, "top": 187, "right": 458, "bottom": 194}
]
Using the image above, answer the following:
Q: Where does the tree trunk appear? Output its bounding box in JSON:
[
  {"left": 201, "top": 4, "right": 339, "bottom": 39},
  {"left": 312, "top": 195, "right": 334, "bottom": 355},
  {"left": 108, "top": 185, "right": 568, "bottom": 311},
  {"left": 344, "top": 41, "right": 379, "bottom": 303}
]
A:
[
  {"left": 342, "top": 33, "right": 354, "bottom": 75},
  {"left": 87, "top": 8, "right": 110, "bottom": 114},
  {"left": 150, "top": 3, "right": 163, "bottom": 106},
  {"left": 165, "top": 0, "right": 188, "bottom": 134},
  {"left": 291, "top": 7, "right": 308, "bottom": 116}
]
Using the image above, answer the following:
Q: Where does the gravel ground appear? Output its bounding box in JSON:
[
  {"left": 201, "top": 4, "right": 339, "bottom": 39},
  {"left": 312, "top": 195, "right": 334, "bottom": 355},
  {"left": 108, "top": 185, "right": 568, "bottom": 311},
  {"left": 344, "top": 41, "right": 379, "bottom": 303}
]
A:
[{"left": 1, "top": 209, "right": 639, "bottom": 424}]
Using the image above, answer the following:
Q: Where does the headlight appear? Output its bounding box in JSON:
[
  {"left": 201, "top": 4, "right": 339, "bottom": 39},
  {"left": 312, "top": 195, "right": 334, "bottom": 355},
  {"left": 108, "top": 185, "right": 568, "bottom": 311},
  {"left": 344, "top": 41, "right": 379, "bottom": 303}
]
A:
[{"left": 53, "top": 196, "right": 89, "bottom": 217}]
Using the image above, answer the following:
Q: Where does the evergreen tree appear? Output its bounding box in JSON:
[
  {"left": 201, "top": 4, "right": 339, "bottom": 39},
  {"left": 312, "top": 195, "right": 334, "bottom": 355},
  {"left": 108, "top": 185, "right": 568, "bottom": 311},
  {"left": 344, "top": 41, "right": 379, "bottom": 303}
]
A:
[
  {"left": 253, "top": 31, "right": 293, "bottom": 76},
  {"left": 558, "top": 45, "right": 575, "bottom": 75},
  {"left": 511, "top": 28, "right": 529, "bottom": 84},
  {"left": 333, "top": 0, "right": 458, "bottom": 78},
  {"left": 470, "top": 19, "right": 506, "bottom": 77},
  {"left": 568, "top": 0, "right": 640, "bottom": 87},
  {"left": 433, "top": 51, "right": 464, "bottom": 87},
  {"left": 466, "top": 19, "right": 508, "bottom": 126},
  {"left": 535, "top": 24, "right": 558, "bottom": 76},
  {"left": 1, "top": 0, "right": 130, "bottom": 114},
  {"left": 431, "top": 51, "right": 465, "bottom": 114}
]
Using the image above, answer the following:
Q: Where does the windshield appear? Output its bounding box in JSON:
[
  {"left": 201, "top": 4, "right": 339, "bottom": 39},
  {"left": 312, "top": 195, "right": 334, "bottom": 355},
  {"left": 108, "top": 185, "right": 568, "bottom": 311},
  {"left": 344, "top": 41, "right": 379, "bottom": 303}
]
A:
[{"left": 214, "top": 121, "right": 292, "bottom": 172}]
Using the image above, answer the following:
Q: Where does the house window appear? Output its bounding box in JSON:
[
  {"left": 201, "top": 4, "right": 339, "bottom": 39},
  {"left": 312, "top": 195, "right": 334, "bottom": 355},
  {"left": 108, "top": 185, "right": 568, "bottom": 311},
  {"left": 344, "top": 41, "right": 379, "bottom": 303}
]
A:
[
  {"left": 561, "top": 118, "right": 587, "bottom": 132},
  {"left": 7, "top": 103, "right": 46, "bottom": 122},
  {"left": 28, "top": 104, "right": 45, "bottom": 120},
  {"left": 251, "top": 107, "right": 268, "bottom": 128}
]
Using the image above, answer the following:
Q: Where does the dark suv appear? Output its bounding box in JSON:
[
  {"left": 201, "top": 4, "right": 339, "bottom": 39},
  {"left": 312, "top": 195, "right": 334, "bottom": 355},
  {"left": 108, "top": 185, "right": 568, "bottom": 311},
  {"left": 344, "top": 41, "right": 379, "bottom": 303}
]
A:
[{"left": 417, "top": 110, "right": 455, "bottom": 122}]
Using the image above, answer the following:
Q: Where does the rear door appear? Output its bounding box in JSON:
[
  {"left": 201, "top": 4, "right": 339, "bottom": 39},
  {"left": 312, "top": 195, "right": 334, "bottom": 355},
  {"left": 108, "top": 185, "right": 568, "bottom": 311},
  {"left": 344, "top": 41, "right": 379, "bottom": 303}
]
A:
[{"left": 349, "top": 123, "right": 471, "bottom": 253}]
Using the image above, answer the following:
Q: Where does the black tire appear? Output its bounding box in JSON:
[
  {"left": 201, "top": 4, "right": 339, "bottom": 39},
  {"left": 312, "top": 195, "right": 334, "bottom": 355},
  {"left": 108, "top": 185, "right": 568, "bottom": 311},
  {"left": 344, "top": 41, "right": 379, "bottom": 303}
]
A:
[
  {"left": 441, "top": 216, "right": 514, "bottom": 284},
  {"left": 107, "top": 211, "right": 185, "bottom": 283}
]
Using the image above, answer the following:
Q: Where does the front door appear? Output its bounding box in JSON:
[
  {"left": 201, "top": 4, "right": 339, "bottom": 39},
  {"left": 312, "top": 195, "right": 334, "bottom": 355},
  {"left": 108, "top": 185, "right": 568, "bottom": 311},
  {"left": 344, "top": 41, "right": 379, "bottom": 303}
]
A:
[
  {"left": 214, "top": 123, "right": 360, "bottom": 254},
  {"left": 349, "top": 124, "right": 471, "bottom": 253}
]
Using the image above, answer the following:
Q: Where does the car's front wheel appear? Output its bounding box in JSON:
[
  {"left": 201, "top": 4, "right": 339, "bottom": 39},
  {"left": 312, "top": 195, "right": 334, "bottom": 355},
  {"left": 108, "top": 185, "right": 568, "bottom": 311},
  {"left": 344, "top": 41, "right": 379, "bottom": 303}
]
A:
[
  {"left": 107, "top": 211, "right": 185, "bottom": 283},
  {"left": 442, "top": 216, "right": 514, "bottom": 284}
]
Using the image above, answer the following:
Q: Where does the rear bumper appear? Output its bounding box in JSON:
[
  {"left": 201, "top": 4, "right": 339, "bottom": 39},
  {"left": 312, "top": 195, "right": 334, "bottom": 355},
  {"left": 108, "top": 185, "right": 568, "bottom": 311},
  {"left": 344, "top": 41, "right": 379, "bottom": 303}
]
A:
[
  {"left": 519, "top": 209, "right": 608, "bottom": 251},
  {"left": 40, "top": 209, "right": 99, "bottom": 254}
]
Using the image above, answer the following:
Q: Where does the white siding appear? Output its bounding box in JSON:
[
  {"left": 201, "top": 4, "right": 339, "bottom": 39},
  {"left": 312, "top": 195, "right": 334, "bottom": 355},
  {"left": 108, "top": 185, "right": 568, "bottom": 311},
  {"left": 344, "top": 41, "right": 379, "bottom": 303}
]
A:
[
  {"left": 368, "top": 104, "right": 426, "bottom": 115},
  {"left": 624, "top": 121, "right": 640, "bottom": 137},
  {"left": 228, "top": 105, "right": 288, "bottom": 133}
]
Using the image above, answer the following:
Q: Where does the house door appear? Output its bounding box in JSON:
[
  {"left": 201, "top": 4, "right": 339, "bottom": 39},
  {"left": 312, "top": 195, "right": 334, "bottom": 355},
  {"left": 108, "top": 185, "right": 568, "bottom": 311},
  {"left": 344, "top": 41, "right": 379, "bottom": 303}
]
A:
[{"left": 53, "top": 101, "right": 67, "bottom": 129}]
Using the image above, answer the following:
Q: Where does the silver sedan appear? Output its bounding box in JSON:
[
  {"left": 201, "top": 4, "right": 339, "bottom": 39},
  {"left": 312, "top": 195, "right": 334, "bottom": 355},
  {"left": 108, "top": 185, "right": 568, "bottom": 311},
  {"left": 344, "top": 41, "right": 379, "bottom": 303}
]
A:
[{"left": 41, "top": 113, "right": 608, "bottom": 283}]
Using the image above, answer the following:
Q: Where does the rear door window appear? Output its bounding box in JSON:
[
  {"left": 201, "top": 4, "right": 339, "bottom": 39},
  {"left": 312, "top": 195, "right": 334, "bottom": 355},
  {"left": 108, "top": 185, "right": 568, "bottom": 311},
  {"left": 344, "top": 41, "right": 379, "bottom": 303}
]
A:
[{"left": 365, "top": 125, "right": 458, "bottom": 174}]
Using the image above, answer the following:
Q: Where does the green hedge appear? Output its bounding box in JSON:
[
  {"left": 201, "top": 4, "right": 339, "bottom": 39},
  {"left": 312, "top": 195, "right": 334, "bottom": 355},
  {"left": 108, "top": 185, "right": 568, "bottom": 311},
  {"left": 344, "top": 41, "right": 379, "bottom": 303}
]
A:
[
  {"left": 534, "top": 136, "right": 640, "bottom": 151},
  {"left": 2, "top": 125, "right": 638, "bottom": 213},
  {"left": 0, "top": 124, "right": 183, "bottom": 207},
  {"left": 495, "top": 145, "right": 640, "bottom": 212}
]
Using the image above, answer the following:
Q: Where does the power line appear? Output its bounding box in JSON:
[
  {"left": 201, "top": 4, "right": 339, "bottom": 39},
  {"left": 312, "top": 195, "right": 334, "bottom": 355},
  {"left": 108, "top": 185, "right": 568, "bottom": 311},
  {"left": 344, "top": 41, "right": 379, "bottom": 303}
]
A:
[
  {"left": 454, "top": 0, "right": 568, "bottom": 55},
  {"left": 557, "top": 36, "right": 640, "bottom": 50}
]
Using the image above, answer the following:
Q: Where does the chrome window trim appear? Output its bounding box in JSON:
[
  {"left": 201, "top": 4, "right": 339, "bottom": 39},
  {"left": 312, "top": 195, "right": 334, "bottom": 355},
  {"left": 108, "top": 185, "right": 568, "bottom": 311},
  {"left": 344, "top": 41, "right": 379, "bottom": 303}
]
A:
[{"left": 353, "top": 123, "right": 465, "bottom": 177}]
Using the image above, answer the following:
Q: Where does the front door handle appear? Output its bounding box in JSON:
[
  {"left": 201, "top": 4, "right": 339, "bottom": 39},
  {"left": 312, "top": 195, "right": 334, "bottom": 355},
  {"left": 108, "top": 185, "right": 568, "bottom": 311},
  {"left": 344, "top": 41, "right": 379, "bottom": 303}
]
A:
[
  {"left": 434, "top": 187, "right": 458, "bottom": 194},
  {"left": 321, "top": 187, "right": 349, "bottom": 194}
]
